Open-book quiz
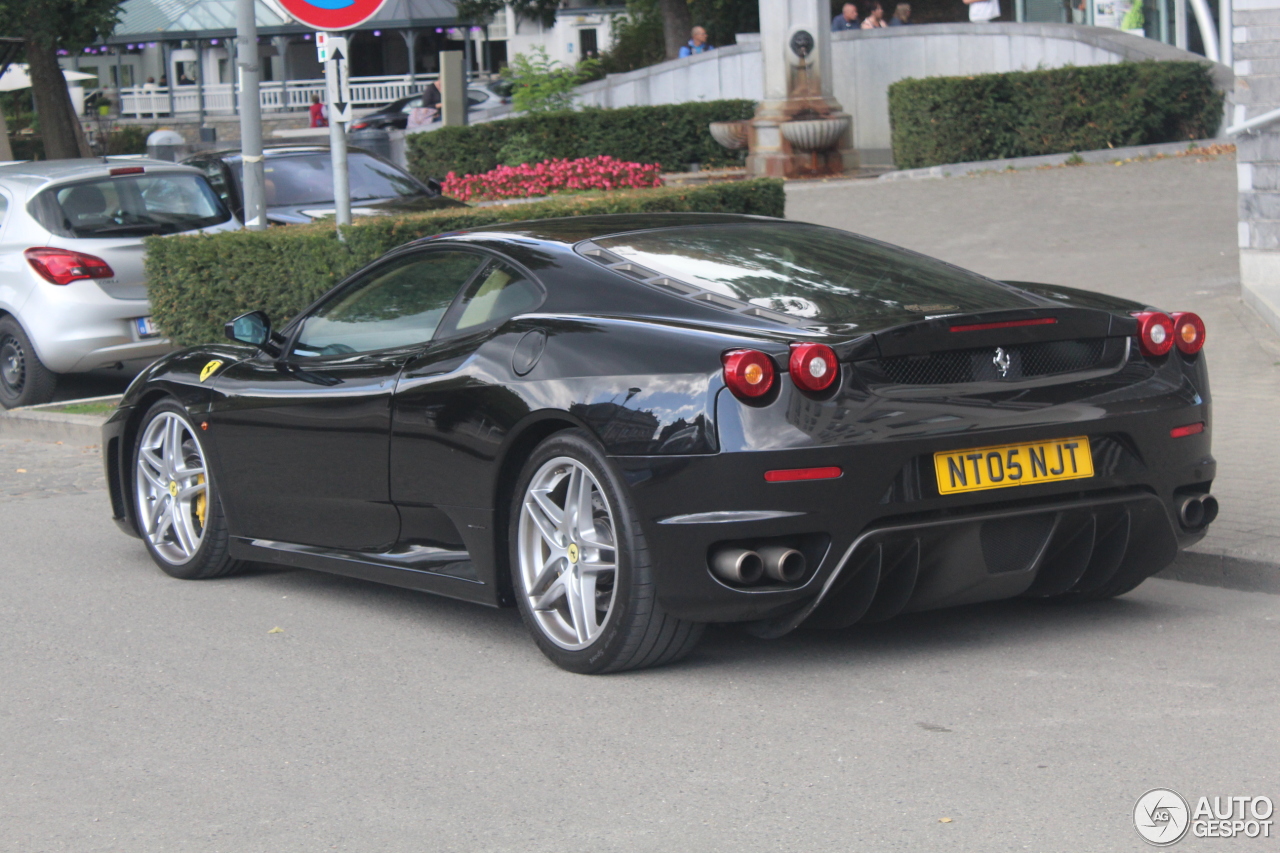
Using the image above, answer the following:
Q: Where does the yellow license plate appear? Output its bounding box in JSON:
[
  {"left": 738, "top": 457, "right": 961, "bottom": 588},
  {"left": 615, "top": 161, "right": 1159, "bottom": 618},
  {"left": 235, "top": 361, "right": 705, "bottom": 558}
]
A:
[{"left": 934, "top": 436, "right": 1094, "bottom": 495}]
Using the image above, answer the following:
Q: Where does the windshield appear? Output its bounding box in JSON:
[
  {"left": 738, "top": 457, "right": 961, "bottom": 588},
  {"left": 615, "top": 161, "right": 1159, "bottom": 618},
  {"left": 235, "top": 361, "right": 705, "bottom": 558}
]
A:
[
  {"left": 590, "top": 222, "right": 1031, "bottom": 328},
  {"left": 31, "top": 172, "right": 232, "bottom": 238},
  {"left": 233, "top": 153, "right": 429, "bottom": 206}
]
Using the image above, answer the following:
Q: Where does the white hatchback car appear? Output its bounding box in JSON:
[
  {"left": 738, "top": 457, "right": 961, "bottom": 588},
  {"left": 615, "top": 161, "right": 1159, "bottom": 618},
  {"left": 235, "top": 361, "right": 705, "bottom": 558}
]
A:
[{"left": 0, "top": 158, "right": 240, "bottom": 408}]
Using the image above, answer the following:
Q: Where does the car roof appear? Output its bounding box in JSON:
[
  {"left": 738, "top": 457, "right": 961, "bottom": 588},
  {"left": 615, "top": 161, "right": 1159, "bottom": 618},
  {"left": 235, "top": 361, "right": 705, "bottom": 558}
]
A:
[
  {"left": 0, "top": 157, "right": 205, "bottom": 191},
  {"left": 458, "top": 213, "right": 783, "bottom": 245},
  {"left": 193, "top": 145, "right": 377, "bottom": 161}
]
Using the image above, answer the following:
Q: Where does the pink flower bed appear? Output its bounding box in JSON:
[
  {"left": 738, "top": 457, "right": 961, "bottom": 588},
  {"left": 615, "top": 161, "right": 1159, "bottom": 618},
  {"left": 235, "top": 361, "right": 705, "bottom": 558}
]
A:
[{"left": 441, "top": 155, "right": 663, "bottom": 202}]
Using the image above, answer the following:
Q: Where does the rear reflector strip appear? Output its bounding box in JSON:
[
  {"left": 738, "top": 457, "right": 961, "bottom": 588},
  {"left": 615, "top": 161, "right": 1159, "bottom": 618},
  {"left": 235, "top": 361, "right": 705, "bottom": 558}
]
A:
[
  {"left": 764, "top": 466, "right": 843, "bottom": 483},
  {"left": 1170, "top": 422, "right": 1205, "bottom": 438},
  {"left": 950, "top": 317, "right": 1057, "bottom": 333}
]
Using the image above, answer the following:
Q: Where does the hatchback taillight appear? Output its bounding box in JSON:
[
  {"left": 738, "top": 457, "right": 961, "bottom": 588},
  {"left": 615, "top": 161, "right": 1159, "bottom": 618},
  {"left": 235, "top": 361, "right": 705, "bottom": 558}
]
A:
[
  {"left": 25, "top": 248, "right": 115, "bottom": 285},
  {"left": 722, "top": 349, "right": 776, "bottom": 400},
  {"left": 788, "top": 342, "right": 838, "bottom": 393},
  {"left": 1133, "top": 311, "right": 1175, "bottom": 357},
  {"left": 1171, "top": 312, "right": 1206, "bottom": 354}
]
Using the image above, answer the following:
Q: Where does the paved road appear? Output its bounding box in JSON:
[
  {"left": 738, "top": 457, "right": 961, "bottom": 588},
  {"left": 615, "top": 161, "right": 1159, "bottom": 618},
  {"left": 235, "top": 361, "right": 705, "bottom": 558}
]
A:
[{"left": 3, "top": 155, "right": 1278, "bottom": 852}]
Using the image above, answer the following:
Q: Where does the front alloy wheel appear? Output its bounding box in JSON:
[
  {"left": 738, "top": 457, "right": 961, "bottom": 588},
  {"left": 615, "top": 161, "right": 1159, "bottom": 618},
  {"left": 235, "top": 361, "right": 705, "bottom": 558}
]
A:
[
  {"left": 133, "top": 400, "right": 239, "bottom": 579},
  {"left": 510, "top": 430, "right": 703, "bottom": 673}
]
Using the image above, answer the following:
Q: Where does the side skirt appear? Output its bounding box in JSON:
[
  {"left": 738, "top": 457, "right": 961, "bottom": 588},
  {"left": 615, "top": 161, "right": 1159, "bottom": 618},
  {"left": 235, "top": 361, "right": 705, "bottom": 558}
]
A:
[{"left": 229, "top": 538, "right": 500, "bottom": 607}]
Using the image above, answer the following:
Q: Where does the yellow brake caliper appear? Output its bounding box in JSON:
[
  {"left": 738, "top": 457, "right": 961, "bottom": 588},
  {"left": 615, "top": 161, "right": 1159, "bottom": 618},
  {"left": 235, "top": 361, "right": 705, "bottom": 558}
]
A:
[{"left": 195, "top": 474, "right": 207, "bottom": 529}]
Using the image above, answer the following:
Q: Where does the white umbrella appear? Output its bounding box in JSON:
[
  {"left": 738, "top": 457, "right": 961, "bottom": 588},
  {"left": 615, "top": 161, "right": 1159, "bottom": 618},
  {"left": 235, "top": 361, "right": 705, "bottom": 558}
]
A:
[{"left": 0, "top": 64, "right": 99, "bottom": 92}]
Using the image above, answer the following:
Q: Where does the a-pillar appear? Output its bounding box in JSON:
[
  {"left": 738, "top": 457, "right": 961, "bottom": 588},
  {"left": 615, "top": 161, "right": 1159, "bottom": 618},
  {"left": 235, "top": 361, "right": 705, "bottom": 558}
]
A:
[
  {"left": 747, "top": 0, "right": 856, "bottom": 178},
  {"left": 1237, "top": 1, "right": 1280, "bottom": 334}
]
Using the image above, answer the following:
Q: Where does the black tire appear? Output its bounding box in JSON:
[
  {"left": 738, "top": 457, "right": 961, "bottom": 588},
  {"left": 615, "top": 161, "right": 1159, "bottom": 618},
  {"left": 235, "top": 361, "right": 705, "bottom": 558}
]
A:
[
  {"left": 0, "top": 316, "right": 57, "bottom": 409},
  {"left": 132, "top": 399, "right": 241, "bottom": 580},
  {"left": 509, "top": 429, "right": 704, "bottom": 674}
]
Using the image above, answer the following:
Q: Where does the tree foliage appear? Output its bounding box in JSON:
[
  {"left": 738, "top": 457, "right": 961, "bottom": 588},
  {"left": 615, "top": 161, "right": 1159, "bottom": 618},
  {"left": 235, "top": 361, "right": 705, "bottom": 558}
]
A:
[
  {"left": 0, "top": 0, "right": 124, "bottom": 159},
  {"left": 502, "top": 46, "right": 601, "bottom": 113},
  {"left": 455, "top": 0, "right": 560, "bottom": 27}
]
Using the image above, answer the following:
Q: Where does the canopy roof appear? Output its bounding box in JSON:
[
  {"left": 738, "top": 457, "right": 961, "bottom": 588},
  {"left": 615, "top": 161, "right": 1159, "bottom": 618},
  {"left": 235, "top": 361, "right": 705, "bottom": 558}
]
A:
[{"left": 106, "top": 0, "right": 461, "bottom": 41}]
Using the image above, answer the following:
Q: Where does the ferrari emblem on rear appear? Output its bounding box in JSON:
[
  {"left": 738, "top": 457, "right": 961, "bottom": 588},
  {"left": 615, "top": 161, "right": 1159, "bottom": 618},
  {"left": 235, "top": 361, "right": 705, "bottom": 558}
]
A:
[
  {"left": 993, "top": 347, "right": 1011, "bottom": 378},
  {"left": 199, "top": 360, "right": 225, "bottom": 382}
]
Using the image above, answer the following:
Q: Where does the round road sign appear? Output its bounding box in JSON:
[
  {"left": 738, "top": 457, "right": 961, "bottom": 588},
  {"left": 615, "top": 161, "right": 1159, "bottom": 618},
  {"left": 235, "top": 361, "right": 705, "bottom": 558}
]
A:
[{"left": 278, "top": 0, "right": 388, "bottom": 31}]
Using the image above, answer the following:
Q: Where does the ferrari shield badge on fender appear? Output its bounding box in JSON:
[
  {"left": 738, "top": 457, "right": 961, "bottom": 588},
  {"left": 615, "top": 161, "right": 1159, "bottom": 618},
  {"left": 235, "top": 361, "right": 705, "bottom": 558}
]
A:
[{"left": 199, "top": 360, "right": 225, "bottom": 382}]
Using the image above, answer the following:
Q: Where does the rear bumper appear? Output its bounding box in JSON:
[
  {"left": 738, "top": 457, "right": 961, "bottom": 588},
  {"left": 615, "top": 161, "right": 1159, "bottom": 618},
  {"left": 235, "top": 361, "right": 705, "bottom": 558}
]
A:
[
  {"left": 616, "top": 414, "right": 1213, "bottom": 628},
  {"left": 18, "top": 279, "right": 173, "bottom": 374}
]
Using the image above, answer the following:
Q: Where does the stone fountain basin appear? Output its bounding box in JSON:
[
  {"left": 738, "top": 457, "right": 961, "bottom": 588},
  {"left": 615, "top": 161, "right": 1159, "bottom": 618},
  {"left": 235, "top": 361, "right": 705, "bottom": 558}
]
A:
[
  {"left": 780, "top": 116, "right": 850, "bottom": 152},
  {"left": 709, "top": 120, "right": 750, "bottom": 150}
]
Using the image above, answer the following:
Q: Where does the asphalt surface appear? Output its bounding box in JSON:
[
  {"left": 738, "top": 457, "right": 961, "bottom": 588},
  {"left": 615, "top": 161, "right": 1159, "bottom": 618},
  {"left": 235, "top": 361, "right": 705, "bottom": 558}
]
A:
[{"left": 3, "top": 154, "right": 1278, "bottom": 852}]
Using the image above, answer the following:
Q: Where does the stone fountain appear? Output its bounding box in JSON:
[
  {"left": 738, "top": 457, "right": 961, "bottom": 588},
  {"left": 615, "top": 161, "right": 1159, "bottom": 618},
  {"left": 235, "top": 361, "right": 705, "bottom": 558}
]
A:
[{"left": 741, "top": 0, "right": 856, "bottom": 178}]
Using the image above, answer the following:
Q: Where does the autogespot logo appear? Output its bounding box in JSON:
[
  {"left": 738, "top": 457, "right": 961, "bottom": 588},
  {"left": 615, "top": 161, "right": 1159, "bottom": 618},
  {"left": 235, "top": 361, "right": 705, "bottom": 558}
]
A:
[
  {"left": 1135, "top": 788, "right": 1191, "bottom": 846},
  {"left": 1134, "top": 789, "right": 1276, "bottom": 845}
]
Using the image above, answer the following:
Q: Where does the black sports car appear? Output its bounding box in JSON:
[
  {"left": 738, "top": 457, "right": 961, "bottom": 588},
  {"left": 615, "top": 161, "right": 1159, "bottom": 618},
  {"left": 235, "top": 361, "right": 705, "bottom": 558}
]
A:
[{"left": 103, "top": 214, "right": 1216, "bottom": 673}]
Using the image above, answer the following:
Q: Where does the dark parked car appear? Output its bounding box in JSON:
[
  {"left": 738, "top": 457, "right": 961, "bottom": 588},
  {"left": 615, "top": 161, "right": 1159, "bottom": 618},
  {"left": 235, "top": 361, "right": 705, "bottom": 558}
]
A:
[
  {"left": 103, "top": 214, "right": 1216, "bottom": 673},
  {"left": 182, "top": 145, "right": 464, "bottom": 225}
]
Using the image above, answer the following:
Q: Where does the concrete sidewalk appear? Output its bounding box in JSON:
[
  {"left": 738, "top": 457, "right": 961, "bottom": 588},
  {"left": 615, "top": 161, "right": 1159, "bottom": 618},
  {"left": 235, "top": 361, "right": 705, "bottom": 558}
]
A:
[{"left": 787, "top": 151, "right": 1280, "bottom": 575}]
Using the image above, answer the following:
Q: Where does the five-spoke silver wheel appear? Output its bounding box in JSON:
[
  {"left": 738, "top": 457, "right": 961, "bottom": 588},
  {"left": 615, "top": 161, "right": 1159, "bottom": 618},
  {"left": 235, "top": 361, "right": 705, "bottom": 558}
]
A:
[
  {"left": 517, "top": 456, "right": 619, "bottom": 650},
  {"left": 135, "top": 411, "right": 209, "bottom": 565}
]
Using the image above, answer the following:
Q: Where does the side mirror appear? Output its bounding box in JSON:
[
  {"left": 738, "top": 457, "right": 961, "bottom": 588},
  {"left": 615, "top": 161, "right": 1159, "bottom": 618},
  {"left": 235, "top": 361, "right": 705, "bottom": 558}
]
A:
[
  {"left": 425, "top": 177, "right": 443, "bottom": 195},
  {"left": 225, "top": 311, "right": 281, "bottom": 356}
]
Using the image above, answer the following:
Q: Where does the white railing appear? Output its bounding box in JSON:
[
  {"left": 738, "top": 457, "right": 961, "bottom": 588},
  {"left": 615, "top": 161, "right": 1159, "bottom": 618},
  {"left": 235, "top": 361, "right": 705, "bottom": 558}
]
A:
[{"left": 118, "top": 74, "right": 435, "bottom": 118}]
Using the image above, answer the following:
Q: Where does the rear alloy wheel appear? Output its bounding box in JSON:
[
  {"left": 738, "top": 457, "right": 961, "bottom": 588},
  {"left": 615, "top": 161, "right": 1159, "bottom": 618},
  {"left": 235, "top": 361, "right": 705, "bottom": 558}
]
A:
[
  {"left": 0, "top": 317, "right": 57, "bottom": 409},
  {"left": 133, "top": 400, "right": 240, "bottom": 580},
  {"left": 511, "top": 430, "right": 704, "bottom": 673}
]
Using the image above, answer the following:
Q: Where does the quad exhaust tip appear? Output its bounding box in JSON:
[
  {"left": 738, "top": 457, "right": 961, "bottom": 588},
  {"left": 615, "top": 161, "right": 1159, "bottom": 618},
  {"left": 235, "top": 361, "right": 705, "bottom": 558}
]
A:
[
  {"left": 711, "top": 545, "right": 808, "bottom": 586},
  {"left": 758, "top": 546, "right": 807, "bottom": 583},
  {"left": 711, "top": 547, "right": 764, "bottom": 585},
  {"left": 1177, "top": 493, "right": 1218, "bottom": 529}
]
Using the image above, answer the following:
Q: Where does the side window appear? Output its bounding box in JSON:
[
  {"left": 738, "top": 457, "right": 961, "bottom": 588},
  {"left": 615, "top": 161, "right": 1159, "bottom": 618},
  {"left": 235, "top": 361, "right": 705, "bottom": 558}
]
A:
[
  {"left": 198, "top": 161, "right": 232, "bottom": 207},
  {"left": 0, "top": 192, "right": 9, "bottom": 230},
  {"left": 440, "top": 261, "right": 542, "bottom": 337},
  {"left": 293, "top": 251, "right": 485, "bottom": 357}
]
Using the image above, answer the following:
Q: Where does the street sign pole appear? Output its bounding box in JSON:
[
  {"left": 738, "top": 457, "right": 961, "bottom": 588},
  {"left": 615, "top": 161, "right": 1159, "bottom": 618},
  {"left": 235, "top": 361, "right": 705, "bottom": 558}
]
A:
[
  {"left": 324, "top": 34, "right": 352, "bottom": 230},
  {"left": 235, "top": 0, "right": 266, "bottom": 230},
  {"left": 276, "top": 0, "right": 386, "bottom": 235}
]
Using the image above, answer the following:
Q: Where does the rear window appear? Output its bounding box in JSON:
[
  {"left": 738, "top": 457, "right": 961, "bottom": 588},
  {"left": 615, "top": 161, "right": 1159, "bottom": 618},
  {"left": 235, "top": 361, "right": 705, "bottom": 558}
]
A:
[
  {"left": 232, "top": 153, "right": 429, "bottom": 206},
  {"left": 30, "top": 172, "right": 232, "bottom": 238},
  {"left": 588, "top": 222, "right": 1030, "bottom": 329}
]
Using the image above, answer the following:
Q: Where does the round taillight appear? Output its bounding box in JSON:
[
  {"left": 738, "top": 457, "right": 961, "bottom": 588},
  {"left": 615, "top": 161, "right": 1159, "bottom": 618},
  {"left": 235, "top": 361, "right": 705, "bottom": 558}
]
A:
[
  {"left": 1171, "top": 311, "right": 1206, "bottom": 354},
  {"left": 1134, "top": 311, "right": 1175, "bottom": 357},
  {"left": 788, "top": 342, "right": 838, "bottom": 393},
  {"left": 722, "top": 349, "right": 776, "bottom": 400}
]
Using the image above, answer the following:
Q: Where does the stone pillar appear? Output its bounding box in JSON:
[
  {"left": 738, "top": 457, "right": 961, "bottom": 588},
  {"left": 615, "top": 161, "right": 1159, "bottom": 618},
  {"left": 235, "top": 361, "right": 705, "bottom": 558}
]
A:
[
  {"left": 1237, "top": 2, "right": 1280, "bottom": 334},
  {"left": 746, "top": 0, "right": 856, "bottom": 178}
]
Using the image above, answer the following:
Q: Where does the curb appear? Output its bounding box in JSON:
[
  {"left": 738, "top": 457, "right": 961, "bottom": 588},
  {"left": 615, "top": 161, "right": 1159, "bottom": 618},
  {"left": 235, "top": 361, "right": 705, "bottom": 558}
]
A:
[
  {"left": 1158, "top": 550, "right": 1280, "bottom": 595},
  {"left": 0, "top": 397, "right": 116, "bottom": 445},
  {"left": 878, "top": 139, "right": 1227, "bottom": 182}
]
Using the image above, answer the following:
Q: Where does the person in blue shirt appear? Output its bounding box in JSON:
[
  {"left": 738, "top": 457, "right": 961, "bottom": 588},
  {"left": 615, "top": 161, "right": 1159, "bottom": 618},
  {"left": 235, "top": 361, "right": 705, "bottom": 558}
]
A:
[
  {"left": 888, "top": 2, "right": 912, "bottom": 24},
  {"left": 679, "top": 27, "right": 714, "bottom": 57},
  {"left": 832, "top": 2, "right": 860, "bottom": 30}
]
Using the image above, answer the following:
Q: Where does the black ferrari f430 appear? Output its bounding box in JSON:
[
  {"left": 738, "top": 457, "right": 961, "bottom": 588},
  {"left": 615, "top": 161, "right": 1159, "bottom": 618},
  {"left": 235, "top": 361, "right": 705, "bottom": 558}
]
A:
[{"left": 104, "top": 214, "right": 1216, "bottom": 672}]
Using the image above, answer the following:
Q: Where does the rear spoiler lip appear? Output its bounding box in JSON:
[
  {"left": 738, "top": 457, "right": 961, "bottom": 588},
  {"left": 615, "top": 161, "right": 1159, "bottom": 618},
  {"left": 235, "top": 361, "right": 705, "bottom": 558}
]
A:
[{"left": 861, "top": 307, "right": 1138, "bottom": 360}]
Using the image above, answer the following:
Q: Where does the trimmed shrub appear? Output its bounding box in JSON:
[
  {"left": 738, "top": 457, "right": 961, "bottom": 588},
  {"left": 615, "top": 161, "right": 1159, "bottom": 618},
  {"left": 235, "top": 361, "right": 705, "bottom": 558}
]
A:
[
  {"left": 407, "top": 100, "right": 757, "bottom": 181},
  {"left": 888, "top": 61, "right": 1223, "bottom": 170},
  {"left": 145, "top": 179, "right": 785, "bottom": 347}
]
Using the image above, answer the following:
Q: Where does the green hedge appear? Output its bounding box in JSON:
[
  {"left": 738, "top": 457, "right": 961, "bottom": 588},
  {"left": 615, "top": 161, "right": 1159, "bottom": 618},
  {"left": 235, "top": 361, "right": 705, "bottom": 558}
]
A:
[
  {"left": 888, "top": 61, "right": 1223, "bottom": 170},
  {"left": 145, "top": 179, "right": 784, "bottom": 347},
  {"left": 406, "top": 100, "right": 757, "bottom": 180}
]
